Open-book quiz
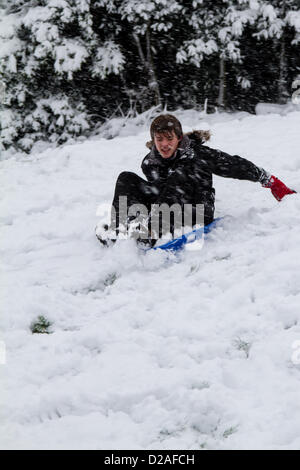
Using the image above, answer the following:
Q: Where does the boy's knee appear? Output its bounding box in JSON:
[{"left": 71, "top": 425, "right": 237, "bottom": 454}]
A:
[{"left": 117, "top": 171, "right": 138, "bottom": 185}]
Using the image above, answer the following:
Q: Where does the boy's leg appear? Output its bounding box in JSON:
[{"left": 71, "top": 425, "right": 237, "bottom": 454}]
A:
[
  {"left": 196, "top": 190, "right": 215, "bottom": 227},
  {"left": 111, "top": 172, "right": 158, "bottom": 236}
]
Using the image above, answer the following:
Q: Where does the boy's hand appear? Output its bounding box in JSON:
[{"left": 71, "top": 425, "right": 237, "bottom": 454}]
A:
[{"left": 262, "top": 175, "right": 297, "bottom": 201}]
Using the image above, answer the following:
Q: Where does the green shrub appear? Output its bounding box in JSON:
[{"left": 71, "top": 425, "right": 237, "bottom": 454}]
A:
[{"left": 30, "top": 315, "right": 53, "bottom": 334}]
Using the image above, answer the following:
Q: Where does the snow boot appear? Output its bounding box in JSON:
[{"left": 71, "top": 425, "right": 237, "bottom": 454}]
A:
[{"left": 95, "top": 224, "right": 117, "bottom": 247}]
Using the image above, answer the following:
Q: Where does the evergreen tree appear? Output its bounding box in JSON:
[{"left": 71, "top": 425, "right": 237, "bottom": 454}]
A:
[
  {"left": 255, "top": 0, "right": 300, "bottom": 103},
  {"left": 116, "top": 0, "right": 183, "bottom": 108},
  {"left": 177, "top": 0, "right": 260, "bottom": 108},
  {"left": 0, "top": 0, "right": 124, "bottom": 151},
  {"left": 0, "top": 0, "right": 299, "bottom": 152}
]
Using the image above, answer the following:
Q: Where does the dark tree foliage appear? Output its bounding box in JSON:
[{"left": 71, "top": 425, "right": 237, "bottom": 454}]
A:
[{"left": 0, "top": 0, "right": 299, "bottom": 152}]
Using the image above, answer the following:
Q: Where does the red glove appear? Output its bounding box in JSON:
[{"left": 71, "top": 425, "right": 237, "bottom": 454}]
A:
[{"left": 263, "top": 175, "right": 296, "bottom": 201}]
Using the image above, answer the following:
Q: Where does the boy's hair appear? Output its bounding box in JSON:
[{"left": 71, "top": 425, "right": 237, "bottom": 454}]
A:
[{"left": 150, "top": 114, "right": 183, "bottom": 140}]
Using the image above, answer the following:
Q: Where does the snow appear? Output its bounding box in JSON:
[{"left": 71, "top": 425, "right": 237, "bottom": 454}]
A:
[
  {"left": 287, "top": 10, "right": 300, "bottom": 33},
  {"left": 0, "top": 13, "right": 21, "bottom": 59},
  {"left": 255, "top": 102, "right": 300, "bottom": 116},
  {"left": 261, "top": 4, "right": 277, "bottom": 22},
  {"left": 1, "top": 109, "right": 300, "bottom": 450},
  {"left": 54, "top": 41, "right": 89, "bottom": 78},
  {"left": 177, "top": 39, "right": 218, "bottom": 66},
  {"left": 92, "top": 41, "right": 125, "bottom": 80}
]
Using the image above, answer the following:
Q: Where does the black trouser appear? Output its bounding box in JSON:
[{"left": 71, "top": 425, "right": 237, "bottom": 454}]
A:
[{"left": 111, "top": 171, "right": 215, "bottom": 237}]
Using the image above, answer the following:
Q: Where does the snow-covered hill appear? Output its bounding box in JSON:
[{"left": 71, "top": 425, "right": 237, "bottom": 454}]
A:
[{"left": 1, "top": 110, "right": 300, "bottom": 450}]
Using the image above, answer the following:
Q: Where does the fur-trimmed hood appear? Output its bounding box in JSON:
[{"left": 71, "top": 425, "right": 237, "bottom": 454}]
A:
[{"left": 146, "top": 130, "right": 211, "bottom": 150}]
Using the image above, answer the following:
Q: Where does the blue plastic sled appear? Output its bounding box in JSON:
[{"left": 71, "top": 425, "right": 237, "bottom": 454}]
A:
[{"left": 152, "top": 217, "right": 223, "bottom": 252}]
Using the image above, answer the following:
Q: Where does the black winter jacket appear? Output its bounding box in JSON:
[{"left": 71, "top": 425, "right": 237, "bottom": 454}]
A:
[{"left": 141, "top": 131, "right": 268, "bottom": 207}]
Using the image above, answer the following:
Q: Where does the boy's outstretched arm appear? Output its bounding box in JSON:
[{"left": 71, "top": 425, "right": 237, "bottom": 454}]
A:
[{"left": 199, "top": 146, "right": 296, "bottom": 201}]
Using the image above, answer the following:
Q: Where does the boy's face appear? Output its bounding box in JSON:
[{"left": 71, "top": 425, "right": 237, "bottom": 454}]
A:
[{"left": 154, "top": 130, "right": 182, "bottom": 159}]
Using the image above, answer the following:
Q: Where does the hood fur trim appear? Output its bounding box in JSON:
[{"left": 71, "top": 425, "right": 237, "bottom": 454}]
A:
[{"left": 146, "top": 129, "right": 211, "bottom": 149}]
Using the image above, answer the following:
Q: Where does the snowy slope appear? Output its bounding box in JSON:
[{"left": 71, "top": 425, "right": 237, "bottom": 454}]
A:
[{"left": 1, "top": 110, "right": 300, "bottom": 450}]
